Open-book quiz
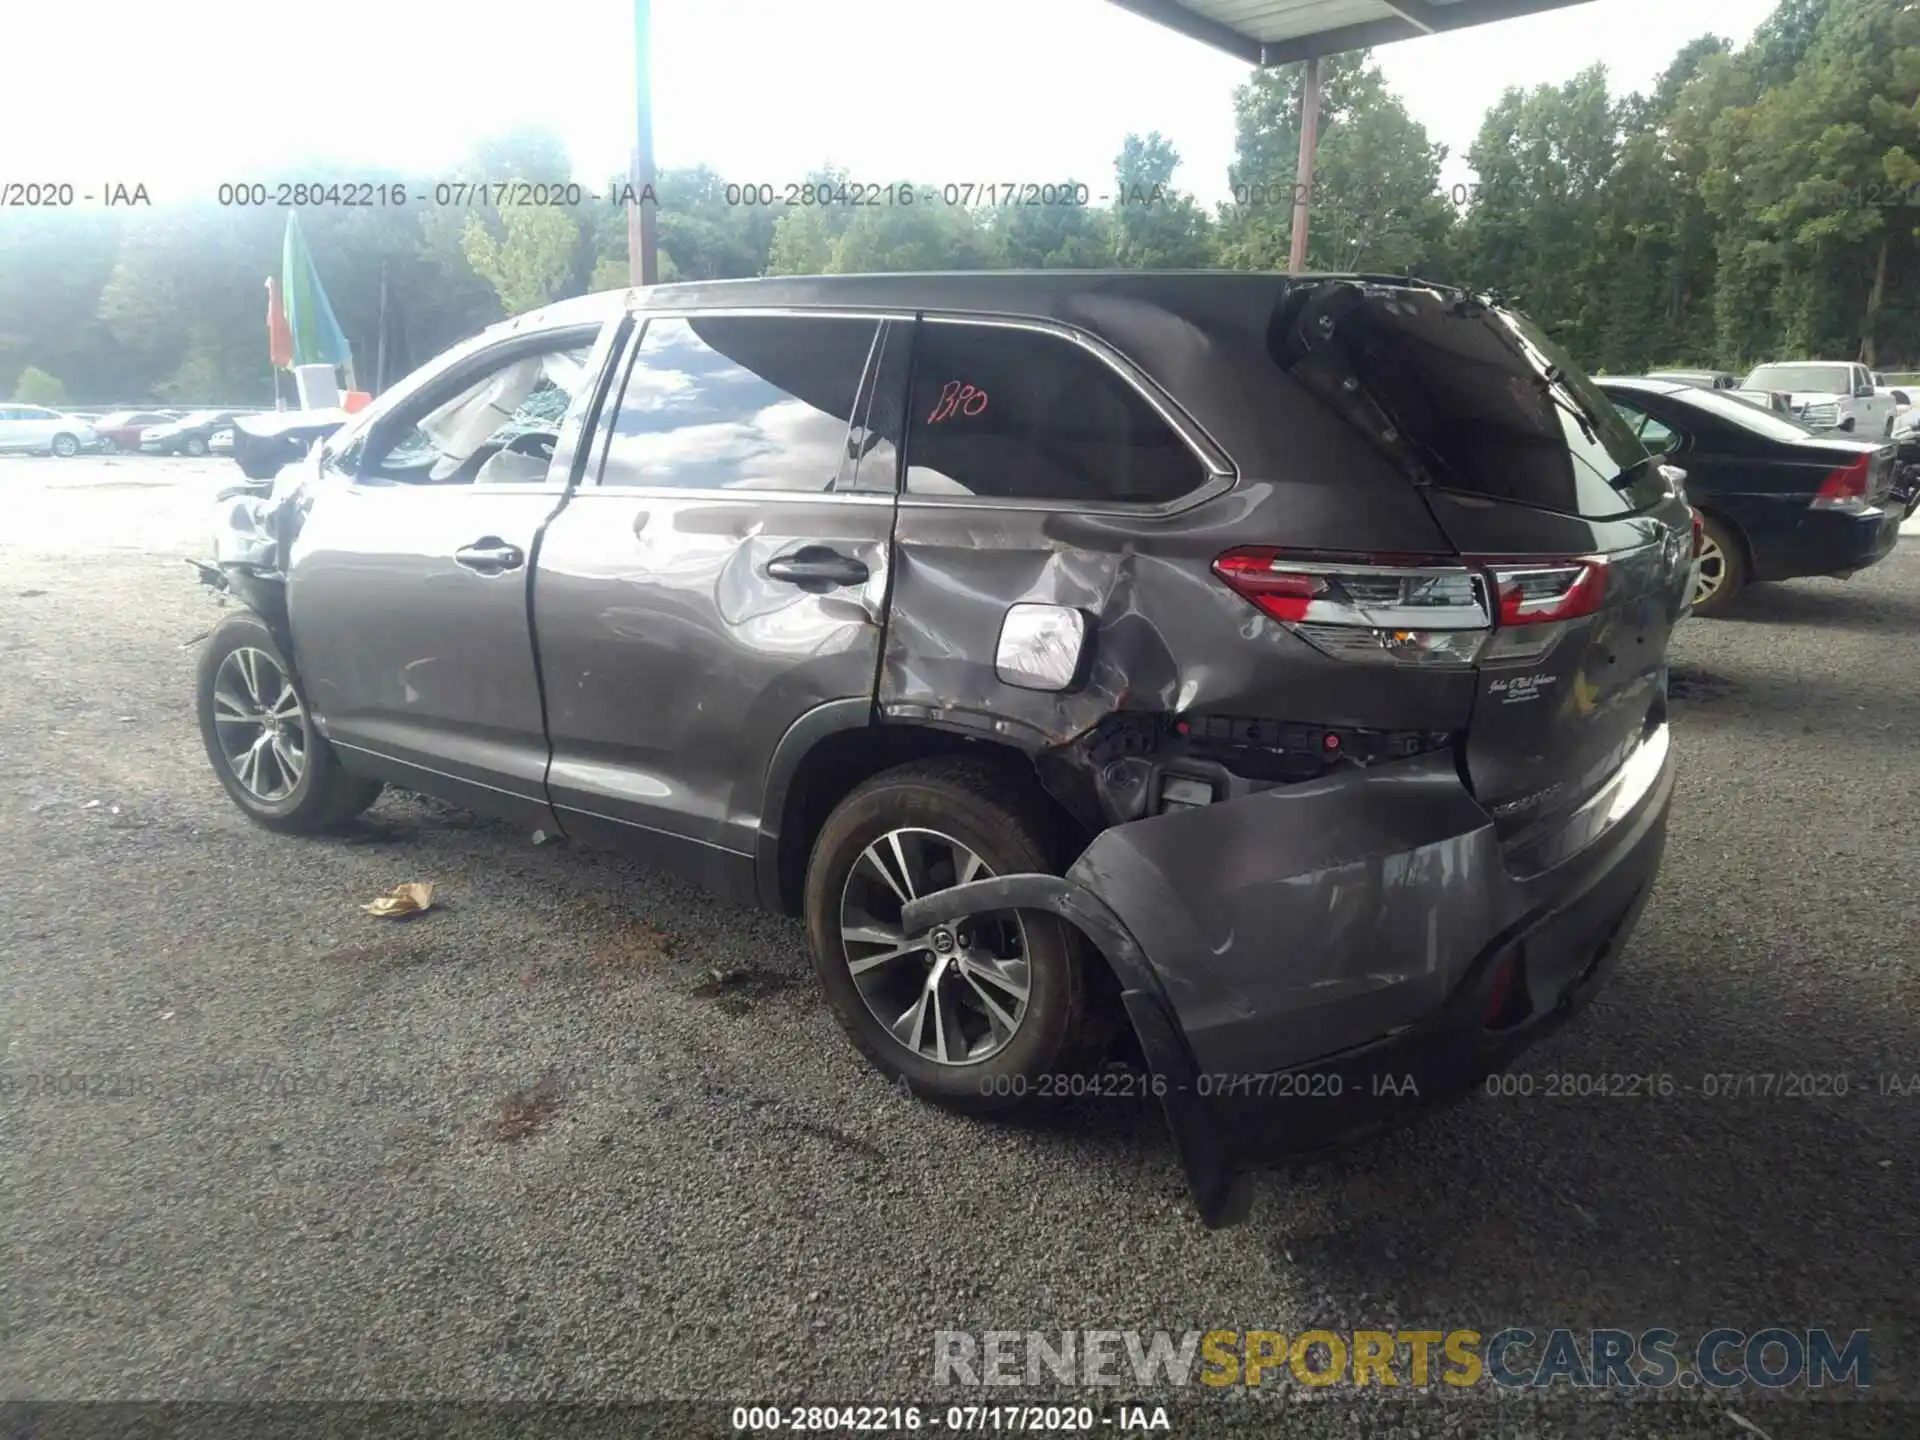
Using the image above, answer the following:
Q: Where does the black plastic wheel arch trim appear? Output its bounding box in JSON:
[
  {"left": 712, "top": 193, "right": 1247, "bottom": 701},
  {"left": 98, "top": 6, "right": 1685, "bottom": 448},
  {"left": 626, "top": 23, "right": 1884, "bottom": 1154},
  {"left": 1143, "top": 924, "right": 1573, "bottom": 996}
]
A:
[{"left": 899, "top": 872, "right": 1254, "bottom": 1229}]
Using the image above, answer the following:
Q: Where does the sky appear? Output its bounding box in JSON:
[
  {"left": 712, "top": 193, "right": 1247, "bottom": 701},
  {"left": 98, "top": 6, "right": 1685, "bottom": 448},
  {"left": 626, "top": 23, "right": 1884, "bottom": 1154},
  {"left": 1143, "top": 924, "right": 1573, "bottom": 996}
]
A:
[{"left": 0, "top": 0, "right": 1782, "bottom": 212}]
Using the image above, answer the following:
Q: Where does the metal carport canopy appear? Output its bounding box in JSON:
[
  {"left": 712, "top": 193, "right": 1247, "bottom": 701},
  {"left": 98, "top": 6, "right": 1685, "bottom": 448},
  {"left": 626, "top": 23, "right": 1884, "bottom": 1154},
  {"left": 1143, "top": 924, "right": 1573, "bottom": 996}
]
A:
[
  {"left": 1105, "top": 0, "right": 1596, "bottom": 66},
  {"left": 1105, "top": 0, "right": 1598, "bottom": 271}
]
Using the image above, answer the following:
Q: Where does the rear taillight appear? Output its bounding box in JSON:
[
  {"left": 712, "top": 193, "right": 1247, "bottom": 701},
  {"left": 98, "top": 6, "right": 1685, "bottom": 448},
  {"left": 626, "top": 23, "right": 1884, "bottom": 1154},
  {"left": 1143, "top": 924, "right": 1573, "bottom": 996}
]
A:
[
  {"left": 1212, "top": 549, "right": 1608, "bottom": 668},
  {"left": 1811, "top": 455, "right": 1871, "bottom": 513}
]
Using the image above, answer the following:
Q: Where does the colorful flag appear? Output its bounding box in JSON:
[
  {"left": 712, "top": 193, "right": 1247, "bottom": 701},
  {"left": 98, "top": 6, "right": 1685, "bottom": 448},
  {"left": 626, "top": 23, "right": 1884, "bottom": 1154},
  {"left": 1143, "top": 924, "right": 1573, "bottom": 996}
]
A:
[
  {"left": 280, "top": 213, "right": 353, "bottom": 372},
  {"left": 265, "top": 276, "right": 294, "bottom": 368}
]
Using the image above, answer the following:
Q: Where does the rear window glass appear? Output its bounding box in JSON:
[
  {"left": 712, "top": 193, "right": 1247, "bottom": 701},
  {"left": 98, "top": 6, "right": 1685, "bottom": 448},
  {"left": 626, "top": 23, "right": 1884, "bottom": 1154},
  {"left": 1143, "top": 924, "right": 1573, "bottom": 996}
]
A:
[
  {"left": 1270, "top": 283, "right": 1668, "bottom": 517},
  {"left": 1672, "top": 385, "right": 1826, "bottom": 442},
  {"left": 1744, "top": 364, "right": 1850, "bottom": 395},
  {"left": 902, "top": 321, "right": 1210, "bottom": 505}
]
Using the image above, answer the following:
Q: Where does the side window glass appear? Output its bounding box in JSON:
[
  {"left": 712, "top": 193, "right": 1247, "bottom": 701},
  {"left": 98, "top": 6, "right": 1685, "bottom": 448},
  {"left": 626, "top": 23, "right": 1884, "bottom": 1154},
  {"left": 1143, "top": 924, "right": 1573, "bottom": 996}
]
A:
[
  {"left": 1610, "top": 400, "right": 1678, "bottom": 455},
  {"left": 1639, "top": 416, "right": 1679, "bottom": 454},
  {"left": 358, "top": 333, "right": 598, "bottom": 486},
  {"left": 600, "top": 315, "right": 877, "bottom": 491},
  {"left": 903, "top": 322, "right": 1208, "bottom": 505},
  {"left": 847, "top": 321, "right": 908, "bottom": 494}
]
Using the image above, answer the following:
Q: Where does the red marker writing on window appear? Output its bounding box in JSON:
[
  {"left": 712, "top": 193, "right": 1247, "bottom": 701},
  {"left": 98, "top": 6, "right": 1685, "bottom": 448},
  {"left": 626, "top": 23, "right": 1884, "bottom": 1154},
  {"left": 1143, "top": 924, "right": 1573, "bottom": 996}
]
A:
[{"left": 927, "top": 380, "right": 989, "bottom": 424}]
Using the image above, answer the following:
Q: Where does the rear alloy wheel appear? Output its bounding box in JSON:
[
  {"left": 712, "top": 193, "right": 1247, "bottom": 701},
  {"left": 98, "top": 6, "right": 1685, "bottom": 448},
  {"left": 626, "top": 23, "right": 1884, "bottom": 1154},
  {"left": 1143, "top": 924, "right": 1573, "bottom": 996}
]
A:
[
  {"left": 803, "top": 757, "right": 1086, "bottom": 1112},
  {"left": 184, "top": 435, "right": 210, "bottom": 457},
  {"left": 50, "top": 433, "right": 79, "bottom": 458},
  {"left": 839, "top": 828, "right": 1031, "bottom": 1066},
  {"left": 196, "top": 611, "right": 382, "bottom": 833},
  {"left": 1690, "top": 512, "right": 1746, "bottom": 618}
]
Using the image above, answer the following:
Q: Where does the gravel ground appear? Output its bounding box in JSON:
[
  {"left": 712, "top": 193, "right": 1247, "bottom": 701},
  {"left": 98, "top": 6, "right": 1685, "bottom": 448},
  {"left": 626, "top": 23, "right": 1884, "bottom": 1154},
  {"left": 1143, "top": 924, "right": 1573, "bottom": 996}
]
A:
[{"left": 0, "top": 456, "right": 1914, "bottom": 1437}]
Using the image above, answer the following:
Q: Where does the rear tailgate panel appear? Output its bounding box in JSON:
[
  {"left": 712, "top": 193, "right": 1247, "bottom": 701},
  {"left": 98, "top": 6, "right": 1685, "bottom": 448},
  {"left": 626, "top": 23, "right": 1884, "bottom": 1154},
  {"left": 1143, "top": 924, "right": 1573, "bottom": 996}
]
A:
[{"left": 1422, "top": 490, "right": 1693, "bottom": 837}]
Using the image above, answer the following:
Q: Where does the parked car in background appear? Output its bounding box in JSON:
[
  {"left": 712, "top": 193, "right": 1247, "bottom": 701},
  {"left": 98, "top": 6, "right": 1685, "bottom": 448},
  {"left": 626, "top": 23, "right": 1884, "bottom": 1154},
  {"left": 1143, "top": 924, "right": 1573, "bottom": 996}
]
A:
[
  {"left": 194, "top": 273, "right": 1691, "bottom": 1226},
  {"left": 92, "top": 410, "right": 178, "bottom": 452},
  {"left": 1741, "top": 361, "right": 1898, "bottom": 436},
  {"left": 1599, "top": 376, "right": 1907, "bottom": 616},
  {"left": 141, "top": 409, "right": 242, "bottom": 457},
  {"left": 1871, "top": 382, "right": 1911, "bottom": 422},
  {"left": 1729, "top": 388, "right": 1797, "bottom": 418},
  {"left": 1646, "top": 369, "right": 1738, "bottom": 391},
  {"left": 0, "top": 404, "right": 102, "bottom": 456},
  {"left": 228, "top": 408, "right": 348, "bottom": 479}
]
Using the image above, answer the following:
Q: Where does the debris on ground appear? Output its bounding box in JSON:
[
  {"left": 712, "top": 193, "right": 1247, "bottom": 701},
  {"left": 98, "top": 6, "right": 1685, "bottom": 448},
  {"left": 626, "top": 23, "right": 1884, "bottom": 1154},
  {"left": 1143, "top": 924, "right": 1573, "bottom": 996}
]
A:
[
  {"left": 494, "top": 1074, "right": 564, "bottom": 1142},
  {"left": 360, "top": 882, "right": 435, "bottom": 918}
]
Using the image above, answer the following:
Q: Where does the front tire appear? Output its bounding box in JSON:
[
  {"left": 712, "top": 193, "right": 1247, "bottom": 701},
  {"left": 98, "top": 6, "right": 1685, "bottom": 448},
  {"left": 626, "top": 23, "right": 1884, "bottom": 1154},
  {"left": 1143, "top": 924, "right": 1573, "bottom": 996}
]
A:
[
  {"left": 196, "top": 611, "right": 382, "bottom": 833},
  {"left": 803, "top": 757, "right": 1086, "bottom": 1113},
  {"left": 1690, "top": 512, "right": 1746, "bottom": 618}
]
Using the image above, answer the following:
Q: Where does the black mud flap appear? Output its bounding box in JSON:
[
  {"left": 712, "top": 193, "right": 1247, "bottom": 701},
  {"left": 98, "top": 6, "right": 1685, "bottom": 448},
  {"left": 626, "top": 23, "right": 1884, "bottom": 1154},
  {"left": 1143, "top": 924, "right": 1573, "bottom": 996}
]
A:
[{"left": 900, "top": 874, "right": 1254, "bottom": 1229}]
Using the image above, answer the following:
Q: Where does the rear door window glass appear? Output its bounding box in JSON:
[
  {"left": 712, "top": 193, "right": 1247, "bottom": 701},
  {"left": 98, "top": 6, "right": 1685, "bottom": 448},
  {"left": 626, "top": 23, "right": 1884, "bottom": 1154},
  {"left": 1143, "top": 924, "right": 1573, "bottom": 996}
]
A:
[
  {"left": 902, "top": 321, "right": 1209, "bottom": 505},
  {"left": 600, "top": 315, "right": 877, "bottom": 491}
]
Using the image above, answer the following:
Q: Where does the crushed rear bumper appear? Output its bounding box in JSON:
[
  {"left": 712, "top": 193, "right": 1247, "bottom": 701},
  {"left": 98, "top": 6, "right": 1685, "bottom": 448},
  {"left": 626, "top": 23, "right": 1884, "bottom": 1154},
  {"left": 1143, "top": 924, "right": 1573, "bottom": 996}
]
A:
[{"left": 900, "top": 728, "right": 1675, "bottom": 1228}]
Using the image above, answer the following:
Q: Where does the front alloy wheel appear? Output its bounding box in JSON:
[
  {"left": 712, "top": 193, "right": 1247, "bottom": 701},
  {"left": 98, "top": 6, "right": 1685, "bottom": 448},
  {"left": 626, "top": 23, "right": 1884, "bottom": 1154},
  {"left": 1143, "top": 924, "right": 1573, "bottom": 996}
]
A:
[{"left": 211, "top": 646, "right": 307, "bottom": 801}]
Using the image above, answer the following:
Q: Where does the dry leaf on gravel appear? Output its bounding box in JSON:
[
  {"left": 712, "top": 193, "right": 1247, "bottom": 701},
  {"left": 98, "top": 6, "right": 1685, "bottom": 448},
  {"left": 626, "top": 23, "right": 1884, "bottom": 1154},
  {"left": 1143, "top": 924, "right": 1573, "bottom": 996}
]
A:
[{"left": 360, "top": 882, "right": 435, "bottom": 918}]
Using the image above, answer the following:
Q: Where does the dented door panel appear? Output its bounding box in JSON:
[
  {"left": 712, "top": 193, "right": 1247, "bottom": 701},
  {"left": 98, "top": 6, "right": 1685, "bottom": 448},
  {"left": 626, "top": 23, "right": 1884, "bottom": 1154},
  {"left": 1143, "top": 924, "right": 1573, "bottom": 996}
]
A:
[{"left": 534, "top": 491, "right": 893, "bottom": 861}]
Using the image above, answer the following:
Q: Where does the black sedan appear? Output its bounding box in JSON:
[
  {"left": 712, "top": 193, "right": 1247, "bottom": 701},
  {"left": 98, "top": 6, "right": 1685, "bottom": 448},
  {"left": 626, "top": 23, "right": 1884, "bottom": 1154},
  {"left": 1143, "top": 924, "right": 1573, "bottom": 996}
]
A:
[
  {"left": 1599, "top": 377, "right": 1912, "bottom": 617},
  {"left": 140, "top": 409, "right": 242, "bottom": 457}
]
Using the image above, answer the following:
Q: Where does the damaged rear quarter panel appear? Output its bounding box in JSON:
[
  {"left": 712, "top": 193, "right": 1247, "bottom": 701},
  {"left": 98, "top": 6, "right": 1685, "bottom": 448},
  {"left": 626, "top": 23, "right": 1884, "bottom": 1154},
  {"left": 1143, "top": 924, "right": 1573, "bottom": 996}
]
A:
[
  {"left": 879, "top": 493, "right": 1477, "bottom": 753},
  {"left": 1065, "top": 752, "right": 1509, "bottom": 1080}
]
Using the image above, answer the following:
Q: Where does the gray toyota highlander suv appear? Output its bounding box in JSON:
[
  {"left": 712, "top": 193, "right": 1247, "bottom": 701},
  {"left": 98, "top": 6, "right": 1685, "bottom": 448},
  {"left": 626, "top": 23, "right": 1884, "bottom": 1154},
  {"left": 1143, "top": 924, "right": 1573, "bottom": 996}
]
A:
[{"left": 195, "top": 272, "right": 1688, "bottom": 1225}]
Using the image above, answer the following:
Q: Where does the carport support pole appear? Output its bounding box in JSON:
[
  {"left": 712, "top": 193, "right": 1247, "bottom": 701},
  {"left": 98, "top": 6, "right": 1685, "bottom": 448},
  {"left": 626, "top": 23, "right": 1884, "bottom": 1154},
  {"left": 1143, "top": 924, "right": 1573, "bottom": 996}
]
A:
[
  {"left": 628, "top": 0, "right": 659, "bottom": 287},
  {"left": 1288, "top": 55, "right": 1322, "bottom": 275}
]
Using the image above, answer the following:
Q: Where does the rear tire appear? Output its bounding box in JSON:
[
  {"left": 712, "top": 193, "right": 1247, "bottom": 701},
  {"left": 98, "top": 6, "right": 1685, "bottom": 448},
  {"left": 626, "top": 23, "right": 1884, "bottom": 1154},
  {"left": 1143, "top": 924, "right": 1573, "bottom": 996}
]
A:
[
  {"left": 196, "top": 611, "right": 382, "bottom": 833},
  {"left": 184, "top": 435, "right": 210, "bottom": 457},
  {"left": 1690, "top": 512, "right": 1746, "bottom": 618},
  {"left": 803, "top": 756, "right": 1086, "bottom": 1113},
  {"left": 50, "top": 433, "right": 79, "bottom": 458}
]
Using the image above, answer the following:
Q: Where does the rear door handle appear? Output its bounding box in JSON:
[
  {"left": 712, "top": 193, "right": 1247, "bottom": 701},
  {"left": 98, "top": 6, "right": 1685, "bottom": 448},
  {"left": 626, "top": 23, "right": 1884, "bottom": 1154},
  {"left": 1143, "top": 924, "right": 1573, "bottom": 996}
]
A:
[
  {"left": 455, "top": 538, "right": 525, "bottom": 573},
  {"left": 764, "top": 548, "right": 870, "bottom": 588}
]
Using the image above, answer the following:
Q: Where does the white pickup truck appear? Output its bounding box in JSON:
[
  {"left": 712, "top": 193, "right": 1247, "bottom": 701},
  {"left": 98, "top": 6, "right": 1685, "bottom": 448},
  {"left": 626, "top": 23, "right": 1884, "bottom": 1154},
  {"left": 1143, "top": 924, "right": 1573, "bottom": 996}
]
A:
[{"left": 1743, "top": 361, "right": 1899, "bottom": 436}]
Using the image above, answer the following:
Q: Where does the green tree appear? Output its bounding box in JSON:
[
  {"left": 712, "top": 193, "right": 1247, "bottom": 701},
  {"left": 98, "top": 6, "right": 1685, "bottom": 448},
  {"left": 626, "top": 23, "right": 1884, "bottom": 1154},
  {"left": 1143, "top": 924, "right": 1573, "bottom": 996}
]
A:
[
  {"left": 1111, "top": 133, "right": 1212, "bottom": 269},
  {"left": 12, "top": 365, "right": 67, "bottom": 404},
  {"left": 1451, "top": 65, "right": 1620, "bottom": 354},
  {"left": 462, "top": 204, "right": 579, "bottom": 315},
  {"left": 989, "top": 186, "right": 1117, "bottom": 268},
  {"left": 1216, "top": 52, "right": 1441, "bottom": 271},
  {"left": 1702, "top": 0, "right": 1920, "bottom": 366},
  {"left": 831, "top": 197, "right": 1002, "bottom": 272}
]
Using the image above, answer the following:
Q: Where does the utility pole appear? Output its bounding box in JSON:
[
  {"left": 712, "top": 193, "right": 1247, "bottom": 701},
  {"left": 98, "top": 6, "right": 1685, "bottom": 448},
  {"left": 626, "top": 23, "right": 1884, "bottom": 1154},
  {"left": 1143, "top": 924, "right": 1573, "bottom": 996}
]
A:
[
  {"left": 1288, "top": 55, "right": 1321, "bottom": 275},
  {"left": 628, "top": 0, "right": 659, "bottom": 287}
]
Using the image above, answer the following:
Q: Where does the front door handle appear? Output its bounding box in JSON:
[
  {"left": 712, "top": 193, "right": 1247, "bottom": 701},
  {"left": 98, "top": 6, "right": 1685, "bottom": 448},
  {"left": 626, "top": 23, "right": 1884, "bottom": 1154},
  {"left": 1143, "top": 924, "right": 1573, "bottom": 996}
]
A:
[
  {"left": 455, "top": 538, "right": 525, "bottom": 574},
  {"left": 765, "top": 547, "right": 870, "bottom": 588}
]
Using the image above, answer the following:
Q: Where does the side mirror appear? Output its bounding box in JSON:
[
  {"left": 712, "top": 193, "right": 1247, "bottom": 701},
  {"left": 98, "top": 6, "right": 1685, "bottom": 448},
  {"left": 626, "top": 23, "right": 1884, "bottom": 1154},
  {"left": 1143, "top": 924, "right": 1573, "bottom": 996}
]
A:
[{"left": 1856, "top": 384, "right": 1875, "bottom": 399}]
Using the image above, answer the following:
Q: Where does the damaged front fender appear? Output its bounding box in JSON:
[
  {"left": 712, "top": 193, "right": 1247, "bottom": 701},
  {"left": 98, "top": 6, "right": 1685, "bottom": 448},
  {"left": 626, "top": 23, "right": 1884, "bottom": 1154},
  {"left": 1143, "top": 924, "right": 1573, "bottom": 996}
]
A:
[{"left": 193, "top": 468, "right": 318, "bottom": 657}]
